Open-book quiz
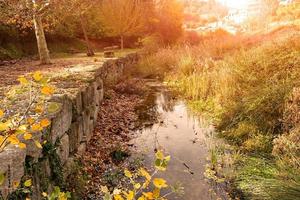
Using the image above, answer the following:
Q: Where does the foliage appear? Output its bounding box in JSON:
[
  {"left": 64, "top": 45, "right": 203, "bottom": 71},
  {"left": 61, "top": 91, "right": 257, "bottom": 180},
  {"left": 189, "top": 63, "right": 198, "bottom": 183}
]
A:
[
  {"left": 100, "top": 0, "right": 146, "bottom": 49},
  {"left": 0, "top": 71, "right": 57, "bottom": 152},
  {"left": 154, "top": 0, "right": 184, "bottom": 44},
  {"left": 101, "top": 150, "right": 183, "bottom": 200},
  {"left": 42, "top": 186, "right": 71, "bottom": 200}
]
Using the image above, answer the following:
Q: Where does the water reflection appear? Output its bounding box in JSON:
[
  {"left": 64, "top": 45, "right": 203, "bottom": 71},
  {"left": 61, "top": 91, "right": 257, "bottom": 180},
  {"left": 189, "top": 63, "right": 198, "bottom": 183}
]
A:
[{"left": 131, "top": 82, "right": 222, "bottom": 200}]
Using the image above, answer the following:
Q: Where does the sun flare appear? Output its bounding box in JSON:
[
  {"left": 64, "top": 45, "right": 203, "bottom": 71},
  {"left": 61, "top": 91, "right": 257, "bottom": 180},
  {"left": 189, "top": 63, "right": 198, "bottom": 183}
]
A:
[{"left": 219, "top": 0, "right": 250, "bottom": 9}]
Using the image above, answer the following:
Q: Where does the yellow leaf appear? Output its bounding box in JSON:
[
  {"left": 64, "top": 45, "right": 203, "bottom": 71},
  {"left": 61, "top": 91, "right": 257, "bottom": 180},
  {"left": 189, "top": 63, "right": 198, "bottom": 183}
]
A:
[
  {"left": 41, "top": 86, "right": 54, "bottom": 96},
  {"left": 142, "top": 180, "right": 150, "bottom": 189},
  {"left": 142, "top": 192, "right": 154, "bottom": 199},
  {"left": 153, "top": 178, "right": 168, "bottom": 189},
  {"left": 40, "top": 119, "right": 51, "bottom": 128},
  {"left": 24, "top": 179, "right": 32, "bottom": 187},
  {"left": 124, "top": 191, "right": 134, "bottom": 200},
  {"left": 139, "top": 168, "right": 151, "bottom": 181},
  {"left": 0, "top": 109, "right": 4, "bottom": 118},
  {"left": 7, "top": 135, "right": 19, "bottom": 145},
  {"left": 27, "top": 117, "right": 35, "bottom": 125},
  {"left": 100, "top": 185, "right": 109, "bottom": 193},
  {"left": 114, "top": 194, "right": 124, "bottom": 200},
  {"left": 17, "top": 125, "right": 27, "bottom": 133},
  {"left": 13, "top": 181, "right": 19, "bottom": 189},
  {"left": 35, "top": 105, "right": 44, "bottom": 113},
  {"left": 33, "top": 71, "right": 43, "bottom": 81},
  {"left": 34, "top": 140, "right": 42, "bottom": 149},
  {"left": 155, "top": 150, "right": 164, "bottom": 160},
  {"left": 18, "top": 77, "right": 28, "bottom": 85},
  {"left": 137, "top": 197, "right": 145, "bottom": 200},
  {"left": 134, "top": 183, "right": 141, "bottom": 189},
  {"left": 0, "top": 122, "right": 9, "bottom": 131},
  {"left": 124, "top": 169, "right": 132, "bottom": 178},
  {"left": 153, "top": 188, "right": 160, "bottom": 199},
  {"left": 165, "top": 155, "right": 171, "bottom": 162},
  {"left": 0, "top": 173, "right": 5, "bottom": 186},
  {"left": 113, "top": 188, "right": 121, "bottom": 195},
  {"left": 42, "top": 192, "right": 48, "bottom": 197},
  {"left": 31, "top": 123, "right": 42, "bottom": 131},
  {"left": 18, "top": 143, "right": 26, "bottom": 149},
  {"left": 23, "top": 133, "right": 32, "bottom": 140}
]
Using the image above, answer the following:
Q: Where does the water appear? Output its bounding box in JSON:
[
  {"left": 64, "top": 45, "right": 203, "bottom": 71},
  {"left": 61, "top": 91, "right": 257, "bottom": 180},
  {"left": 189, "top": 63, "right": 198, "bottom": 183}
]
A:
[{"left": 131, "top": 82, "right": 223, "bottom": 200}]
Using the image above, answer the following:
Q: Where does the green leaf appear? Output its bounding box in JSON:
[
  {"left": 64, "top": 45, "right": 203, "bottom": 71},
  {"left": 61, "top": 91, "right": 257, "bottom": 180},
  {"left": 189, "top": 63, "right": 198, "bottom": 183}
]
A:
[
  {"left": 24, "top": 179, "right": 32, "bottom": 187},
  {"left": 48, "top": 102, "right": 61, "bottom": 113},
  {"left": 0, "top": 173, "right": 5, "bottom": 186}
]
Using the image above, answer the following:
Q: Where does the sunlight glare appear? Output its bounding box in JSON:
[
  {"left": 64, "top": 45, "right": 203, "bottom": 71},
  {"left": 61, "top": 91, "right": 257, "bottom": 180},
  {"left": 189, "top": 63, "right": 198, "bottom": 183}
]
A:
[{"left": 219, "top": 0, "right": 250, "bottom": 9}]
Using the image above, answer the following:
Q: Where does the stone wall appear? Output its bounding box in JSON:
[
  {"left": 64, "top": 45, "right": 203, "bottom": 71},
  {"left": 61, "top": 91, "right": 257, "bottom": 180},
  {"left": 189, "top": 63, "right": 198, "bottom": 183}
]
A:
[{"left": 0, "top": 53, "right": 139, "bottom": 199}]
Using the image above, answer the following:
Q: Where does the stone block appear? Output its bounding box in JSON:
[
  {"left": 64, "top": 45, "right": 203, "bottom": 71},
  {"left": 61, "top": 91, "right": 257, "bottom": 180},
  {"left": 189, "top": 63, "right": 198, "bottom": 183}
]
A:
[
  {"left": 82, "top": 109, "right": 91, "bottom": 142},
  {"left": 69, "top": 91, "right": 83, "bottom": 116},
  {"left": 24, "top": 131, "right": 43, "bottom": 161},
  {"left": 77, "top": 142, "right": 86, "bottom": 156},
  {"left": 69, "top": 120, "right": 83, "bottom": 153},
  {"left": 0, "top": 145, "right": 26, "bottom": 198},
  {"left": 56, "top": 134, "right": 69, "bottom": 165},
  {"left": 50, "top": 95, "right": 73, "bottom": 143}
]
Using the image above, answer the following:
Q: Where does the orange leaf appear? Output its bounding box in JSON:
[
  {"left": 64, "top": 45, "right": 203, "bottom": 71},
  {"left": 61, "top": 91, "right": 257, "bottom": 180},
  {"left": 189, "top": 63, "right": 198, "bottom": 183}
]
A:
[
  {"left": 40, "top": 119, "right": 51, "bottom": 128},
  {"left": 41, "top": 86, "right": 54, "bottom": 96}
]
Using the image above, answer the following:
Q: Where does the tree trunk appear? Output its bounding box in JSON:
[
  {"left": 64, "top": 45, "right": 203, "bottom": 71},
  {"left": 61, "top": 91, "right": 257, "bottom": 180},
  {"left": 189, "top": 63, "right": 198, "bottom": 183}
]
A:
[
  {"left": 33, "top": 14, "right": 51, "bottom": 64},
  {"left": 80, "top": 14, "right": 94, "bottom": 57},
  {"left": 120, "top": 35, "right": 124, "bottom": 51}
]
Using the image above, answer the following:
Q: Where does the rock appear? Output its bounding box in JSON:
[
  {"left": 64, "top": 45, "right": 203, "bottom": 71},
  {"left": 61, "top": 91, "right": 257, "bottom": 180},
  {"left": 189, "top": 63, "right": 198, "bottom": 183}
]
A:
[
  {"left": 0, "top": 145, "right": 26, "bottom": 199},
  {"left": 56, "top": 134, "right": 69, "bottom": 165},
  {"left": 82, "top": 108, "right": 91, "bottom": 142},
  {"left": 69, "top": 91, "right": 83, "bottom": 116},
  {"left": 50, "top": 95, "right": 73, "bottom": 143},
  {"left": 69, "top": 120, "right": 83, "bottom": 153},
  {"left": 77, "top": 143, "right": 86, "bottom": 156},
  {"left": 24, "top": 131, "right": 43, "bottom": 161}
]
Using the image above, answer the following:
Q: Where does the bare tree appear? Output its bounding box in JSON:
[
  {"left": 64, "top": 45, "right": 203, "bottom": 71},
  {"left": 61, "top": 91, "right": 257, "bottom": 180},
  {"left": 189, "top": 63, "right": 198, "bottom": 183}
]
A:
[{"left": 100, "top": 0, "right": 145, "bottom": 50}]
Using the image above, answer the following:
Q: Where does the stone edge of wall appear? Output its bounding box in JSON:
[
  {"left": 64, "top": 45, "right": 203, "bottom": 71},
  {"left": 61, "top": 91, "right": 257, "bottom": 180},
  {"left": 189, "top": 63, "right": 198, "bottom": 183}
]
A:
[{"left": 0, "top": 53, "right": 140, "bottom": 199}]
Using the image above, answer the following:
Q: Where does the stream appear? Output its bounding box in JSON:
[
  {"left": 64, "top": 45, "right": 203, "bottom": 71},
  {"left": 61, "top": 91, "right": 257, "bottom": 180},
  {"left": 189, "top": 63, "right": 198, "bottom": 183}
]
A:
[{"left": 131, "top": 81, "right": 226, "bottom": 200}]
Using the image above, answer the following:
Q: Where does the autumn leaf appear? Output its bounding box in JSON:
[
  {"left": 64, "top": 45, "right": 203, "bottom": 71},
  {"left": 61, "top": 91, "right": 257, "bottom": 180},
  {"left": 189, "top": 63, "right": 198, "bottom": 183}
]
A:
[
  {"left": 114, "top": 194, "right": 124, "bottom": 200},
  {"left": 124, "top": 169, "right": 132, "bottom": 178},
  {"left": 34, "top": 140, "right": 43, "bottom": 149},
  {"left": 7, "top": 135, "right": 20, "bottom": 145},
  {"left": 23, "top": 133, "right": 32, "bottom": 140},
  {"left": 155, "top": 150, "right": 164, "bottom": 160},
  {"left": 35, "top": 105, "right": 44, "bottom": 113},
  {"left": 139, "top": 168, "right": 151, "bottom": 181},
  {"left": 42, "top": 192, "right": 48, "bottom": 197},
  {"left": 0, "top": 109, "right": 4, "bottom": 118},
  {"left": 40, "top": 119, "right": 51, "bottom": 128},
  {"left": 24, "top": 179, "right": 32, "bottom": 187},
  {"left": 33, "top": 71, "right": 43, "bottom": 82},
  {"left": 0, "top": 122, "right": 9, "bottom": 131},
  {"left": 124, "top": 191, "right": 134, "bottom": 200},
  {"left": 142, "top": 192, "right": 154, "bottom": 200},
  {"left": 27, "top": 118, "right": 35, "bottom": 125},
  {"left": 31, "top": 123, "right": 42, "bottom": 131},
  {"left": 0, "top": 173, "right": 5, "bottom": 186},
  {"left": 153, "top": 188, "right": 160, "bottom": 199},
  {"left": 18, "top": 77, "right": 28, "bottom": 85},
  {"left": 13, "top": 181, "right": 19, "bottom": 189},
  {"left": 41, "top": 86, "right": 54, "bottom": 95},
  {"left": 134, "top": 183, "right": 141, "bottom": 189},
  {"left": 153, "top": 178, "right": 168, "bottom": 189},
  {"left": 48, "top": 102, "right": 60, "bottom": 113},
  {"left": 101, "top": 185, "right": 109, "bottom": 193},
  {"left": 18, "top": 143, "right": 26, "bottom": 149}
]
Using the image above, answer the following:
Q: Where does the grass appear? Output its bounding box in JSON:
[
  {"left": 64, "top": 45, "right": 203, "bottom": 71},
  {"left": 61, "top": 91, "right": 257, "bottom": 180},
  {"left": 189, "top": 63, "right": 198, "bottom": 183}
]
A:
[{"left": 135, "top": 26, "right": 300, "bottom": 199}]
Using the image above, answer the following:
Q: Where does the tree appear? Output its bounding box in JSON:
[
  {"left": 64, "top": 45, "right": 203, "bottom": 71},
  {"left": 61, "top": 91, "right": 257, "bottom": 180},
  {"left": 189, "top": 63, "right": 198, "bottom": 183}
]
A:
[
  {"left": 0, "top": 0, "right": 51, "bottom": 64},
  {"left": 155, "top": 0, "right": 184, "bottom": 44},
  {"left": 100, "top": 0, "right": 146, "bottom": 50},
  {"left": 52, "top": 0, "right": 101, "bottom": 56}
]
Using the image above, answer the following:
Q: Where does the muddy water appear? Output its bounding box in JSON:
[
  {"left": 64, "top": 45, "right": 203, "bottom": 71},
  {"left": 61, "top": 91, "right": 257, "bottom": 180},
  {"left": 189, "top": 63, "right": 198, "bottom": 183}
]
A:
[{"left": 131, "top": 82, "right": 223, "bottom": 200}]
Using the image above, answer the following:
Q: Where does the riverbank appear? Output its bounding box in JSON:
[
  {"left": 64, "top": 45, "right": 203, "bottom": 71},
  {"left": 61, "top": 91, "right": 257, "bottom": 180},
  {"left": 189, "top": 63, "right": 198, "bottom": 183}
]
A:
[{"left": 133, "top": 26, "right": 300, "bottom": 199}]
